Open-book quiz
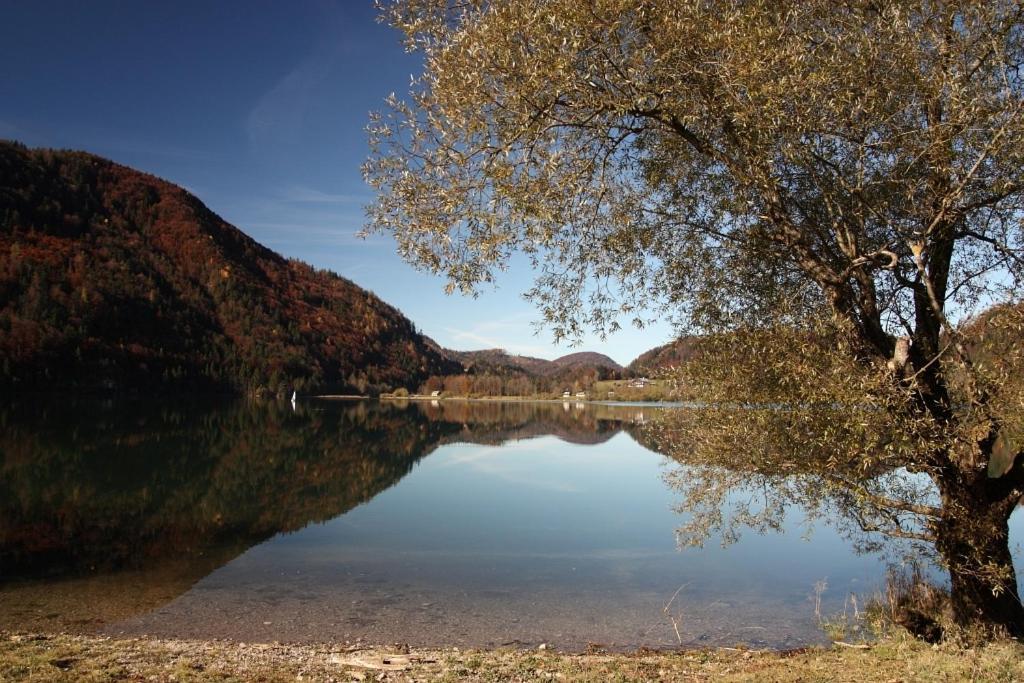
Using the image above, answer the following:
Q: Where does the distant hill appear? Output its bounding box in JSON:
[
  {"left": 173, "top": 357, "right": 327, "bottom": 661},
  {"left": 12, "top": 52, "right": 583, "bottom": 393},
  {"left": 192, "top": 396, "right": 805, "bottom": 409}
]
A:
[
  {"left": 423, "top": 348, "right": 624, "bottom": 396},
  {"left": 627, "top": 337, "right": 698, "bottom": 377},
  {"left": 0, "top": 141, "right": 460, "bottom": 394},
  {"left": 551, "top": 351, "right": 622, "bottom": 373},
  {"left": 450, "top": 348, "right": 622, "bottom": 377},
  {"left": 447, "top": 348, "right": 554, "bottom": 376}
]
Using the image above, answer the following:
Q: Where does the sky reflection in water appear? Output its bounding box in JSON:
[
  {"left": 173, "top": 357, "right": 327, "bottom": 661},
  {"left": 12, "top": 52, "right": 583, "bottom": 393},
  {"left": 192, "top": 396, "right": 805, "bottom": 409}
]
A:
[{"left": 1, "top": 398, "right": 1018, "bottom": 650}]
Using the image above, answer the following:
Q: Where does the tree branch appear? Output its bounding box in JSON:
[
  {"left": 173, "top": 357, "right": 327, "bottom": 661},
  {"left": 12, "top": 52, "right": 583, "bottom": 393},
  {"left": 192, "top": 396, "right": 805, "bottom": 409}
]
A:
[{"left": 825, "top": 473, "right": 942, "bottom": 519}]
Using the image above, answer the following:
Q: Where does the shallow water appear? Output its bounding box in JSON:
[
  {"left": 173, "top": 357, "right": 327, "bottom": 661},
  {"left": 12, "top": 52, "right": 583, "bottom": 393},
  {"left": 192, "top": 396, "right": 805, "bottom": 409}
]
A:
[{"left": 0, "top": 398, "right": 1016, "bottom": 650}]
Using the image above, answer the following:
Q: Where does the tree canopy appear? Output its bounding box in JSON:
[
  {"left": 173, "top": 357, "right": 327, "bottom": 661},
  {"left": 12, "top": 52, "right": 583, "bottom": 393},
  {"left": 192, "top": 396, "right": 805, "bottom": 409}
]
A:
[{"left": 365, "top": 0, "right": 1024, "bottom": 637}]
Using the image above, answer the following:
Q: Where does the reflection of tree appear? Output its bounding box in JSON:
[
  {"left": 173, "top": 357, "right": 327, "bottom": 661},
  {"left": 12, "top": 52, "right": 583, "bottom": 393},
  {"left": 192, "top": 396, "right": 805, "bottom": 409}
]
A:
[
  {"left": 643, "top": 406, "right": 939, "bottom": 555},
  {"left": 641, "top": 310, "right": 1024, "bottom": 635}
]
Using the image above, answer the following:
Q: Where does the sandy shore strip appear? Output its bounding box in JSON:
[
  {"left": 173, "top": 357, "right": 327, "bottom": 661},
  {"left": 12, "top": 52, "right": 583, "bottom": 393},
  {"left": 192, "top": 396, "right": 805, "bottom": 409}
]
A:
[{"left": 3, "top": 630, "right": 1024, "bottom": 682}]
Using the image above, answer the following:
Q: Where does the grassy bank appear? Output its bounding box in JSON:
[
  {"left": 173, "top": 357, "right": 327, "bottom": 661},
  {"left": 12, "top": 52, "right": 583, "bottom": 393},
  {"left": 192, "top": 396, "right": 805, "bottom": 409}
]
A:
[{"left": 3, "top": 631, "right": 1023, "bottom": 682}]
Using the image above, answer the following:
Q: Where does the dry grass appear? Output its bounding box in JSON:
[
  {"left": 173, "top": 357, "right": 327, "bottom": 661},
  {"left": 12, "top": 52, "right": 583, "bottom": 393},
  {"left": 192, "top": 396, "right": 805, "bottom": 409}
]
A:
[
  {"left": 2, "top": 630, "right": 1023, "bottom": 682},
  {"left": 865, "top": 564, "right": 953, "bottom": 644},
  {"left": 817, "top": 563, "right": 992, "bottom": 649}
]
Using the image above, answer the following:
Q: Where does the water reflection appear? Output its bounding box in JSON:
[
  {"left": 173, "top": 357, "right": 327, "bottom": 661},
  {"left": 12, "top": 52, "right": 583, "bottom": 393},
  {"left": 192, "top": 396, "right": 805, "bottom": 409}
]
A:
[
  {"left": 1, "top": 399, "right": 451, "bottom": 578},
  {"left": 0, "top": 398, "right": 886, "bottom": 649},
  {"left": 0, "top": 400, "right": 655, "bottom": 633}
]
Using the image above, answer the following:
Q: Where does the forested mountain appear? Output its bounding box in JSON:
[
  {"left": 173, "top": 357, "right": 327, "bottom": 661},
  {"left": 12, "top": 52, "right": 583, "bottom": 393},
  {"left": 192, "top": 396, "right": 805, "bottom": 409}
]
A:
[
  {"left": 551, "top": 351, "right": 622, "bottom": 373},
  {"left": 0, "top": 142, "right": 636, "bottom": 396},
  {"left": 0, "top": 141, "right": 460, "bottom": 394},
  {"left": 626, "top": 337, "right": 698, "bottom": 377}
]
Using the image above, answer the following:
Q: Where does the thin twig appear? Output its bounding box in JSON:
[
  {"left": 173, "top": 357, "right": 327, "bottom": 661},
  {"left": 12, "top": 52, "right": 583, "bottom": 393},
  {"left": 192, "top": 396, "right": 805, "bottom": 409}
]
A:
[
  {"left": 663, "top": 582, "right": 691, "bottom": 645},
  {"left": 664, "top": 582, "right": 690, "bottom": 613}
]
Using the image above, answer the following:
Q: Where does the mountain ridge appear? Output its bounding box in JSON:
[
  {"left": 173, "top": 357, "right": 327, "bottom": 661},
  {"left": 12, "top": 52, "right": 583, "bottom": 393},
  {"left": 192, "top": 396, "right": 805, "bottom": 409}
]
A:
[
  {"left": 0, "top": 142, "right": 627, "bottom": 394},
  {"left": 0, "top": 141, "right": 460, "bottom": 394},
  {"left": 447, "top": 348, "right": 623, "bottom": 376}
]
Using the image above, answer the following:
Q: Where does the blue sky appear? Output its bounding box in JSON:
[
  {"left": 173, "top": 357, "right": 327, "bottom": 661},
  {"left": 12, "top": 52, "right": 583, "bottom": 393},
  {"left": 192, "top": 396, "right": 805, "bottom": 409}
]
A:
[{"left": 0, "top": 0, "right": 674, "bottom": 364}]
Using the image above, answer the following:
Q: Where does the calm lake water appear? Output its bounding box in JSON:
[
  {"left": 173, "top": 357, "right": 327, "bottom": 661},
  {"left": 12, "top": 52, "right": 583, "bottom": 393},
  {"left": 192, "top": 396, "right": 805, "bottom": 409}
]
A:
[{"left": 2, "top": 398, "right": 1019, "bottom": 650}]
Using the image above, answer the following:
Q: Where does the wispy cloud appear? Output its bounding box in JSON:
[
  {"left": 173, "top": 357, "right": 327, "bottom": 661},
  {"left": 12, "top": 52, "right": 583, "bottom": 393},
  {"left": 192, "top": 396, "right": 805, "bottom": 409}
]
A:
[
  {"left": 220, "top": 184, "right": 383, "bottom": 252},
  {"left": 438, "top": 444, "right": 581, "bottom": 493},
  {"left": 443, "top": 328, "right": 551, "bottom": 357},
  {"left": 443, "top": 312, "right": 554, "bottom": 358},
  {"left": 246, "top": 55, "right": 330, "bottom": 148},
  {"left": 245, "top": 2, "right": 347, "bottom": 152},
  {"left": 245, "top": 220, "right": 384, "bottom": 249},
  {"left": 279, "top": 185, "right": 368, "bottom": 205}
]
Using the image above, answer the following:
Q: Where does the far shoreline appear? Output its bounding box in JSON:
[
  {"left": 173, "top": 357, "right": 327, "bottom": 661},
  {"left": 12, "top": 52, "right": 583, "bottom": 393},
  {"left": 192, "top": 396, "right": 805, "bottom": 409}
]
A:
[{"left": 372, "top": 394, "right": 679, "bottom": 405}]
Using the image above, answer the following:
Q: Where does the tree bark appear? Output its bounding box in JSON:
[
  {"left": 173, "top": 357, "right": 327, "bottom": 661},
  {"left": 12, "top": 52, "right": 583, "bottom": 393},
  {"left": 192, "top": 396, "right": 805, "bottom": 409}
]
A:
[
  {"left": 934, "top": 474, "right": 1024, "bottom": 638},
  {"left": 944, "top": 534, "right": 1024, "bottom": 638}
]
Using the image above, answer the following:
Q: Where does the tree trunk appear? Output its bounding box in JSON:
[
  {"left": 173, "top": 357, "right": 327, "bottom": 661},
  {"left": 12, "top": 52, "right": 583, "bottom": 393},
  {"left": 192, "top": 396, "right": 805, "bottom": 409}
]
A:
[
  {"left": 935, "top": 476, "right": 1024, "bottom": 638},
  {"left": 945, "top": 533, "right": 1024, "bottom": 637}
]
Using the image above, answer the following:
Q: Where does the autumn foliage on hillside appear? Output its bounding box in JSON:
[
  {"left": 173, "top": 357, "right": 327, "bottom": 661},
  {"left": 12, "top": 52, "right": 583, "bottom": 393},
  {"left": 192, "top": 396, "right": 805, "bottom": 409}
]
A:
[
  {"left": 626, "top": 338, "right": 698, "bottom": 377},
  {"left": 0, "top": 142, "right": 460, "bottom": 394}
]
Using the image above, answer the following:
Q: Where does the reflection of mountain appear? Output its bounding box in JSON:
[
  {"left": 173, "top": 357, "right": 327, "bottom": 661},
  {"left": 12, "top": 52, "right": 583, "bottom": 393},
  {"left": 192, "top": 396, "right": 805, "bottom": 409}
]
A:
[
  {"left": 413, "top": 400, "right": 641, "bottom": 446},
  {"left": 0, "top": 399, "right": 660, "bottom": 630},
  {"left": 1, "top": 400, "right": 657, "bottom": 574},
  {"left": 0, "top": 400, "right": 449, "bottom": 579}
]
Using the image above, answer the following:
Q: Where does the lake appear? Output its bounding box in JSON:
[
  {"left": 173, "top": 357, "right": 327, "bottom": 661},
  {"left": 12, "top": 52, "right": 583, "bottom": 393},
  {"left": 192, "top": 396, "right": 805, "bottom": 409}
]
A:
[{"left": 2, "top": 398, "right": 1017, "bottom": 650}]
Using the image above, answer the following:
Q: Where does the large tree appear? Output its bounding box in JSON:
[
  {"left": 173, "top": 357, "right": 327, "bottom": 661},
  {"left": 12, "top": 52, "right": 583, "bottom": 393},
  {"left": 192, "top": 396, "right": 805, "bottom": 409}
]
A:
[{"left": 364, "top": 0, "right": 1024, "bottom": 636}]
